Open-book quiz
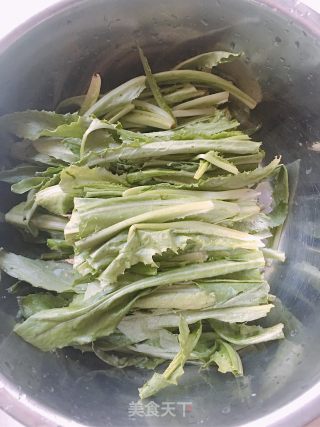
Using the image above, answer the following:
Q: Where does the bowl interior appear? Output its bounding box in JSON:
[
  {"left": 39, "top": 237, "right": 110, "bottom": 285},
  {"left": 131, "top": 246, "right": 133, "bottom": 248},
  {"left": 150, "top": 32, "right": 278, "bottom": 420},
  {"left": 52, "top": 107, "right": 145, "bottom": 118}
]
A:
[{"left": 0, "top": 1, "right": 320, "bottom": 426}]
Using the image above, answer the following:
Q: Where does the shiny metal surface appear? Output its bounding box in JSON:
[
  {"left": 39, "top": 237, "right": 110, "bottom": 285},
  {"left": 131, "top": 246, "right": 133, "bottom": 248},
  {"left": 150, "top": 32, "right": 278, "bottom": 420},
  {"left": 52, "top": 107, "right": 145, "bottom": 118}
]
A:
[{"left": 0, "top": 0, "right": 320, "bottom": 426}]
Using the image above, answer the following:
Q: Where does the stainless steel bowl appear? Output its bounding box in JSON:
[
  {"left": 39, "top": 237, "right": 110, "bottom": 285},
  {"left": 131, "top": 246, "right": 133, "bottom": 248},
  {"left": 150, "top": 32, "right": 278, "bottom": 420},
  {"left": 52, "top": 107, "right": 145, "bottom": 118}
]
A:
[{"left": 0, "top": 1, "right": 320, "bottom": 426}]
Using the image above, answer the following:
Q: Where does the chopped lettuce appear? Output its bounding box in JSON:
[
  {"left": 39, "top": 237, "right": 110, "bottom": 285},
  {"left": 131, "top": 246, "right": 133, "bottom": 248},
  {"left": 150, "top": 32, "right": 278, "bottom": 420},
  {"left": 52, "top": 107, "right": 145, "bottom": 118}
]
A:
[{"left": 0, "top": 50, "right": 288, "bottom": 400}]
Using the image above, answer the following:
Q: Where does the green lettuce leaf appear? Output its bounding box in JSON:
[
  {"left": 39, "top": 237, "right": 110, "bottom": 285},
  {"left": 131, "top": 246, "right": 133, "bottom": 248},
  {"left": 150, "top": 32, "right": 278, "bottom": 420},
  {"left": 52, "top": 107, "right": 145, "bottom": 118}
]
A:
[
  {"left": 98, "top": 228, "right": 190, "bottom": 285},
  {"left": 5, "top": 202, "right": 68, "bottom": 234},
  {"left": 118, "top": 304, "right": 274, "bottom": 342},
  {"left": 199, "top": 157, "right": 280, "bottom": 190},
  {"left": 140, "top": 110, "right": 240, "bottom": 141},
  {"left": 32, "top": 138, "right": 79, "bottom": 163},
  {"left": 60, "top": 164, "right": 127, "bottom": 196},
  {"left": 210, "top": 320, "right": 284, "bottom": 346},
  {"left": 75, "top": 200, "right": 215, "bottom": 251},
  {"left": 0, "top": 250, "right": 74, "bottom": 292},
  {"left": 138, "top": 47, "right": 176, "bottom": 127},
  {"left": 195, "top": 150, "right": 239, "bottom": 179},
  {"left": 35, "top": 185, "right": 73, "bottom": 215},
  {"left": 173, "top": 92, "right": 229, "bottom": 111},
  {"left": 205, "top": 339, "right": 243, "bottom": 375},
  {"left": 0, "top": 110, "right": 79, "bottom": 140},
  {"left": 88, "top": 137, "right": 261, "bottom": 167},
  {"left": 154, "top": 70, "right": 256, "bottom": 109},
  {"left": 134, "top": 284, "right": 216, "bottom": 310},
  {"left": 40, "top": 116, "right": 90, "bottom": 139},
  {"left": 268, "top": 165, "right": 289, "bottom": 227},
  {"left": 0, "top": 165, "right": 42, "bottom": 184},
  {"left": 174, "top": 51, "right": 241, "bottom": 71},
  {"left": 18, "top": 292, "right": 72, "bottom": 318},
  {"left": 85, "top": 76, "right": 146, "bottom": 117},
  {"left": 138, "top": 317, "right": 202, "bottom": 399},
  {"left": 14, "top": 258, "right": 264, "bottom": 350},
  {"left": 11, "top": 177, "right": 47, "bottom": 194},
  {"left": 79, "top": 74, "right": 102, "bottom": 115},
  {"left": 93, "top": 346, "right": 164, "bottom": 370}
]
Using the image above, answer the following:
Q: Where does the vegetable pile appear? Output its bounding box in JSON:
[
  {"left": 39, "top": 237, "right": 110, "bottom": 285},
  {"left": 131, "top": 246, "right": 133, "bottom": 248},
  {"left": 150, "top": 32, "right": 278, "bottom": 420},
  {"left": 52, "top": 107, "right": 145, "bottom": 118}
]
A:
[{"left": 0, "top": 50, "right": 288, "bottom": 399}]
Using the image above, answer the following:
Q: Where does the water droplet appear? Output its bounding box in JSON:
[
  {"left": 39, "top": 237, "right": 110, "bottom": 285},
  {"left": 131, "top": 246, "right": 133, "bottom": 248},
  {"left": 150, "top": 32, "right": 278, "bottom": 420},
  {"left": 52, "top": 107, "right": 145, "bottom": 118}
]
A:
[
  {"left": 222, "top": 405, "right": 231, "bottom": 414},
  {"left": 274, "top": 36, "right": 282, "bottom": 46},
  {"left": 290, "top": 329, "right": 297, "bottom": 337},
  {"left": 295, "top": 40, "right": 300, "bottom": 48},
  {"left": 230, "top": 41, "right": 236, "bottom": 49},
  {"left": 4, "top": 361, "right": 13, "bottom": 371},
  {"left": 306, "top": 167, "right": 312, "bottom": 175},
  {"left": 280, "top": 57, "right": 285, "bottom": 63},
  {"left": 251, "top": 393, "right": 257, "bottom": 397},
  {"left": 201, "top": 18, "right": 209, "bottom": 26}
]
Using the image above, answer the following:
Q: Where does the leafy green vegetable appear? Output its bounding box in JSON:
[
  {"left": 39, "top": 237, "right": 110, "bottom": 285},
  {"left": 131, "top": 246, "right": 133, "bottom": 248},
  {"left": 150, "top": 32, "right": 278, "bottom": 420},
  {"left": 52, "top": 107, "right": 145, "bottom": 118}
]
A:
[
  {"left": 138, "top": 47, "right": 176, "bottom": 127},
  {"left": 154, "top": 70, "right": 256, "bottom": 109},
  {"left": 32, "top": 138, "right": 79, "bottom": 163},
  {"left": 0, "top": 50, "right": 288, "bottom": 399},
  {"left": 206, "top": 339, "right": 243, "bottom": 375},
  {"left": 195, "top": 150, "right": 239, "bottom": 179},
  {"left": 75, "top": 200, "right": 215, "bottom": 251},
  {"left": 139, "top": 318, "right": 202, "bottom": 399},
  {"left": 85, "top": 76, "right": 146, "bottom": 117},
  {"left": 14, "top": 257, "right": 265, "bottom": 350},
  {"left": 210, "top": 320, "right": 284, "bottom": 346},
  {"left": 18, "top": 292, "right": 72, "bottom": 318},
  {"left": 93, "top": 345, "right": 164, "bottom": 369},
  {"left": 0, "top": 110, "right": 79, "bottom": 140},
  {"left": 79, "top": 74, "right": 102, "bottom": 115},
  {"left": 5, "top": 202, "right": 68, "bottom": 234},
  {"left": 199, "top": 157, "right": 280, "bottom": 190},
  {"left": 173, "top": 92, "right": 229, "bottom": 110},
  {"left": 11, "top": 177, "right": 46, "bottom": 194},
  {"left": 268, "top": 165, "right": 289, "bottom": 227},
  {"left": 0, "top": 165, "right": 42, "bottom": 184},
  {"left": 0, "top": 250, "right": 74, "bottom": 292},
  {"left": 87, "top": 138, "right": 261, "bottom": 168},
  {"left": 174, "top": 51, "right": 241, "bottom": 71},
  {"left": 35, "top": 185, "right": 73, "bottom": 215}
]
